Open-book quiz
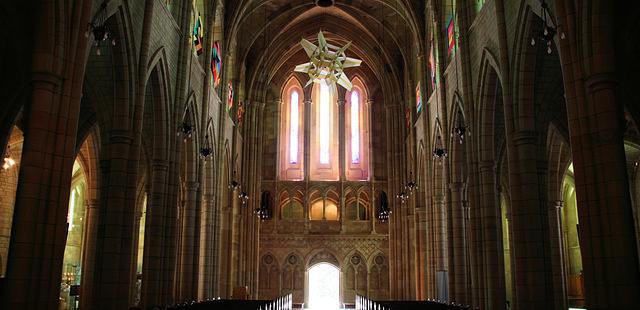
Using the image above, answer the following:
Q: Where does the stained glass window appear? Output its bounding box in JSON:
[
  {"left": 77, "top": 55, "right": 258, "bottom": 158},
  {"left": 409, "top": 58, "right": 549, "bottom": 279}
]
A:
[{"left": 351, "top": 91, "right": 360, "bottom": 164}]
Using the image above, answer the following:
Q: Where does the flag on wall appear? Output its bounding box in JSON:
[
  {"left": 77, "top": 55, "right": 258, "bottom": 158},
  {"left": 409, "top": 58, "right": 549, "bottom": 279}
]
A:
[
  {"left": 447, "top": 17, "right": 455, "bottom": 56},
  {"left": 428, "top": 41, "right": 436, "bottom": 91},
  {"left": 405, "top": 106, "right": 411, "bottom": 129},
  {"left": 193, "top": 13, "right": 204, "bottom": 55},
  {"left": 416, "top": 83, "right": 422, "bottom": 113},
  {"left": 227, "top": 81, "right": 234, "bottom": 111},
  {"left": 211, "top": 41, "right": 222, "bottom": 87},
  {"left": 237, "top": 100, "right": 245, "bottom": 125}
]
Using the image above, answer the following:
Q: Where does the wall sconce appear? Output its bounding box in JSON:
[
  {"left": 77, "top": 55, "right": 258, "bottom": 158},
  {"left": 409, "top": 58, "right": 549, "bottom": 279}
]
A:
[{"left": 85, "top": 1, "right": 115, "bottom": 56}]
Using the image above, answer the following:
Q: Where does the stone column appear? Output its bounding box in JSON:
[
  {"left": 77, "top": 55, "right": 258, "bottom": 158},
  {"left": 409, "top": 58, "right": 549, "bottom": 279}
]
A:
[
  {"left": 549, "top": 200, "right": 567, "bottom": 310},
  {"left": 177, "top": 181, "right": 200, "bottom": 301},
  {"left": 80, "top": 199, "right": 100, "bottom": 310},
  {"left": 507, "top": 130, "right": 553, "bottom": 310},
  {"left": 448, "top": 182, "right": 467, "bottom": 304},
  {"left": 477, "top": 161, "right": 505, "bottom": 309},
  {"left": 198, "top": 194, "right": 215, "bottom": 299}
]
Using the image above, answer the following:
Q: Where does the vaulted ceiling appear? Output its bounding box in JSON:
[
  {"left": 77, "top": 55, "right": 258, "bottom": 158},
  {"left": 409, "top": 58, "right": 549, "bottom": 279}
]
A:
[{"left": 225, "top": 0, "right": 425, "bottom": 102}]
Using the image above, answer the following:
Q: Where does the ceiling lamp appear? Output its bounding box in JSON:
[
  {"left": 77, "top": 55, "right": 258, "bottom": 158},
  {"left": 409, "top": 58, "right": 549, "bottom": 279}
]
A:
[
  {"left": 397, "top": 191, "right": 410, "bottom": 204},
  {"left": 85, "top": 1, "right": 115, "bottom": 56},
  {"left": 3, "top": 146, "right": 16, "bottom": 170},
  {"left": 199, "top": 135, "right": 213, "bottom": 161},
  {"left": 451, "top": 111, "right": 468, "bottom": 144},
  {"left": 294, "top": 31, "right": 362, "bottom": 91},
  {"left": 530, "top": 0, "right": 564, "bottom": 54}
]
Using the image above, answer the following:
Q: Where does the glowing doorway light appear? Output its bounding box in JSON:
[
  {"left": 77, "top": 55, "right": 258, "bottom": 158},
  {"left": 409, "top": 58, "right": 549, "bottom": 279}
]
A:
[
  {"left": 308, "top": 263, "right": 340, "bottom": 310},
  {"left": 319, "top": 82, "right": 330, "bottom": 164},
  {"left": 350, "top": 91, "right": 360, "bottom": 164},
  {"left": 289, "top": 90, "right": 299, "bottom": 163}
]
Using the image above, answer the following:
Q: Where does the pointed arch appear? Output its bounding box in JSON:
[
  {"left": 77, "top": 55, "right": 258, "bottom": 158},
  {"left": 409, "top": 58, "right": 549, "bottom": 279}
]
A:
[
  {"left": 345, "top": 76, "right": 370, "bottom": 181},
  {"left": 279, "top": 76, "right": 304, "bottom": 181},
  {"left": 310, "top": 81, "right": 339, "bottom": 181}
]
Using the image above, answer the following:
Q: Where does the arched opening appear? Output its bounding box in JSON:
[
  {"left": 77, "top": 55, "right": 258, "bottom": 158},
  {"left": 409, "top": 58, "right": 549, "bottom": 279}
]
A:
[
  {"left": 563, "top": 163, "right": 585, "bottom": 308},
  {"left": 307, "top": 263, "right": 340, "bottom": 310},
  {"left": 59, "top": 159, "right": 88, "bottom": 310},
  {"left": 500, "top": 192, "right": 512, "bottom": 307}
]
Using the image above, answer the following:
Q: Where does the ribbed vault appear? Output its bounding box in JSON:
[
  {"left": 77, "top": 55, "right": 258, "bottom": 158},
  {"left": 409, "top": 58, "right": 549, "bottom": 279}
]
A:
[{"left": 226, "top": 0, "right": 424, "bottom": 103}]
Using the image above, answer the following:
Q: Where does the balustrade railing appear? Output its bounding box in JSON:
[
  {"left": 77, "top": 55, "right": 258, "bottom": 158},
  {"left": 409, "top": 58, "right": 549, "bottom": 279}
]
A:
[
  {"left": 165, "top": 293, "right": 292, "bottom": 310},
  {"left": 356, "top": 294, "right": 471, "bottom": 310}
]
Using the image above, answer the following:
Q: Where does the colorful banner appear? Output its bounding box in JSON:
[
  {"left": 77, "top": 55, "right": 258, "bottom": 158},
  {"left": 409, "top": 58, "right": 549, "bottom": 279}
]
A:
[
  {"left": 211, "top": 41, "right": 222, "bottom": 87},
  {"left": 428, "top": 41, "right": 436, "bottom": 91},
  {"left": 193, "top": 13, "right": 204, "bottom": 55},
  {"left": 227, "top": 81, "right": 234, "bottom": 111},
  {"left": 405, "top": 106, "right": 411, "bottom": 129},
  {"left": 416, "top": 83, "right": 422, "bottom": 113},
  {"left": 447, "top": 17, "right": 455, "bottom": 56},
  {"left": 237, "top": 100, "right": 245, "bottom": 125}
]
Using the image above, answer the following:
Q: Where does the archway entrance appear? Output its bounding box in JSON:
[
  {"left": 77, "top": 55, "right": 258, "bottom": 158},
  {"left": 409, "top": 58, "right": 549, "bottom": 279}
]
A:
[{"left": 308, "top": 263, "right": 340, "bottom": 310}]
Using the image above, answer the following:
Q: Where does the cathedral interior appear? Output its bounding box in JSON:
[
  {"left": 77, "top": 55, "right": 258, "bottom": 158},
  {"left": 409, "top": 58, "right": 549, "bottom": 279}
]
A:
[{"left": 0, "top": 0, "right": 639, "bottom": 309}]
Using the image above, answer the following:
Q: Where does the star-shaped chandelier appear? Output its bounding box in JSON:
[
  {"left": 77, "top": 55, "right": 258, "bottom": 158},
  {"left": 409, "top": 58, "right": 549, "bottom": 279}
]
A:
[{"left": 294, "top": 31, "right": 362, "bottom": 91}]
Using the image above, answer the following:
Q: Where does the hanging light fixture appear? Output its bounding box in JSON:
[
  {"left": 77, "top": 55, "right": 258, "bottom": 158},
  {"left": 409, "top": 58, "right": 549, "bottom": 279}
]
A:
[
  {"left": 85, "top": 1, "right": 115, "bottom": 56},
  {"left": 433, "top": 135, "right": 448, "bottom": 163},
  {"left": 451, "top": 111, "right": 468, "bottom": 144},
  {"left": 530, "top": 0, "right": 565, "bottom": 54},
  {"left": 229, "top": 170, "right": 241, "bottom": 190},
  {"left": 3, "top": 146, "right": 16, "bottom": 170},
  {"left": 238, "top": 191, "right": 249, "bottom": 205},
  {"left": 254, "top": 192, "right": 271, "bottom": 220},
  {"left": 396, "top": 191, "right": 410, "bottom": 204},
  {"left": 199, "top": 134, "right": 213, "bottom": 161},
  {"left": 177, "top": 109, "right": 195, "bottom": 141},
  {"left": 404, "top": 171, "right": 418, "bottom": 194},
  {"left": 377, "top": 191, "right": 392, "bottom": 222}
]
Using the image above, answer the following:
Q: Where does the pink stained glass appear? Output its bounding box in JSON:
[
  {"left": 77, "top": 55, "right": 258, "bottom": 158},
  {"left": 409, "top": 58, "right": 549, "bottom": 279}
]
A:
[
  {"left": 289, "top": 90, "right": 299, "bottom": 164},
  {"left": 319, "top": 82, "right": 330, "bottom": 164},
  {"left": 351, "top": 91, "right": 360, "bottom": 164}
]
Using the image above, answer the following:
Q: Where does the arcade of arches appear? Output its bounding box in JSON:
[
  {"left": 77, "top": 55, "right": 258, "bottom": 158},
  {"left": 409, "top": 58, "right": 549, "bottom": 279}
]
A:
[{"left": 0, "top": 1, "right": 639, "bottom": 310}]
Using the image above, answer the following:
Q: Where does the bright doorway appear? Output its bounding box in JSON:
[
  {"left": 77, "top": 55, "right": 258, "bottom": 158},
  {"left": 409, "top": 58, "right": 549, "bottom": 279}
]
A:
[{"left": 308, "top": 263, "right": 340, "bottom": 310}]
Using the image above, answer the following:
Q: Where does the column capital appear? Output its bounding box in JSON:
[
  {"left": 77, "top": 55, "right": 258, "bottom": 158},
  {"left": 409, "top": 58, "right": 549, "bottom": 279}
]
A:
[
  {"left": 337, "top": 99, "right": 346, "bottom": 107},
  {"left": 275, "top": 98, "right": 284, "bottom": 105},
  {"left": 85, "top": 199, "right": 99, "bottom": 209},
  {"left": 108, "top": 129, "right": 133, "bottom": 144}
]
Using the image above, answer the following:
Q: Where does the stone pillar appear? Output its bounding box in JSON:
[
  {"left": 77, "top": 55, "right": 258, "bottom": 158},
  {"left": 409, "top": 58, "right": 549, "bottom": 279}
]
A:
[
  {"left": 141, "top": 160, "right": 169, "bottom": 308},
  {"left": 549, "top": 200, "right": 567, "bottom": 310},
  {"left": 414, "top": 206, "right": 427, "bottom": 299},
  {"left": 448, "top": 182, "right": 467, "bottom": 304},
  {"left": 79, "top": 199, "right": 100, "bottom": 310},
  {"left": 177, "top": 181, "right": 199, "bottom": 301},
  {"left": 507, "top": 130, "right": 553, "bottom": 310},
  {"left": 198, "top": 194, "right": 215, "bottom": 299},
  {"left": 476, "top": 161, "right": 505, "bottom": 309}
]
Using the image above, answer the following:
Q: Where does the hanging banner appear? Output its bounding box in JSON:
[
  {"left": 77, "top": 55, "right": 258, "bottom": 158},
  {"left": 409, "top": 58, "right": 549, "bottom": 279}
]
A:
[
  {"left": 416, "top": 83, "right": 422, "bottom": 114},
  {"left": 447, "top": 17, "right": 455, "bottom": 56},
  {"left": 429, "top": 41, "right": 436, "bottom": 92},
  {"left": 405, "top": 106, "right": 411, "bottom": 129},
  {"left": 237, "top": 100, "right": 245, "bottom": 125},
  {"left": 193, "top": 13, "right": 204, "bottom": 55},
  {"left": 227, "top": 81, "right": 234, "bottom": 111},
  {"left": 211, "top": 41, "right": 222, "bottom": 88}
]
